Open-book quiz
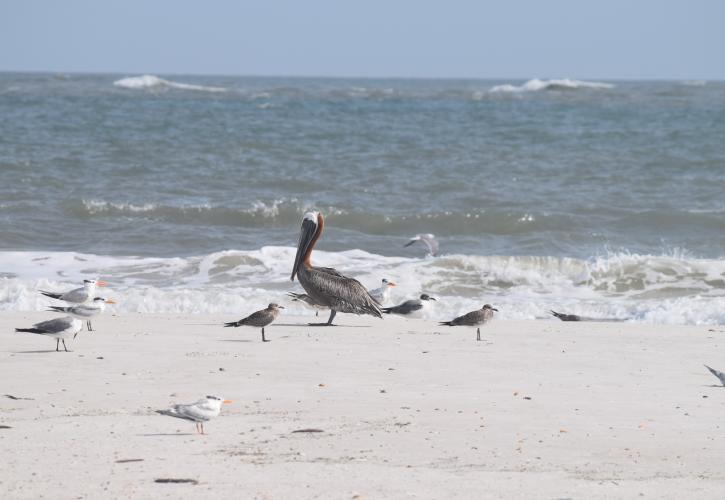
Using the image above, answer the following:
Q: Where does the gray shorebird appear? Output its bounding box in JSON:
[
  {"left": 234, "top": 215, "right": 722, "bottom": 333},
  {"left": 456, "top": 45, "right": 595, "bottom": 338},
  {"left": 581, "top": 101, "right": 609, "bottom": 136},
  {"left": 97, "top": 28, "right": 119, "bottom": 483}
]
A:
[
  {"left": 40, "top": 279, "right": 107, "bottom": 304},
  {"left": 287, "top": 291, "right": 327, "bottom": 317},
  {"left": 224, "top": 303, "right": 283, "bottom": 342},
  {"left": 704, "top": 365, "right": 725, "bottom": 386},
  {"left": 369, "top": 278, "right": 397, "bottom": 305},
  {"left": 291, "top": 212, "right": 382, "bottom": 326},
  {"left": 382, "top": 294, "right": 436, "bottom": 317},
  {"left": 440, "top": 304, "right": 498, "bottom": 341},
  {"left": 550, "top": 310, "right": 581, "bottom": 321},
  {"left": 47, "top": 297, "right": 115, "bottom": 331},
  {"left": 15, "top": 316, "right": 83, "bottom": 352},
  {"left": 404, "top": 234, "right": 439, "bottom": 257},
  {"left": 156, "top": 395, "right": 232, "bottom": 435}
]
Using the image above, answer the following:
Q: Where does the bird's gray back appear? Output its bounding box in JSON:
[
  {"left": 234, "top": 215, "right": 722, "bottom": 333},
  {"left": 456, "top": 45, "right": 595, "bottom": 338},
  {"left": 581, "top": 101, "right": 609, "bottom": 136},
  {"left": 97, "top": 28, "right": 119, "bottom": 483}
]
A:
[
  {"left": 34, "top": 316, "right": 75, "bottom": 332},
  {"left": 241, "top": 308, "right": 279, "bottom": 327},
  {"left": 388, "top": 299, "right": 423, "bottom": 315}
]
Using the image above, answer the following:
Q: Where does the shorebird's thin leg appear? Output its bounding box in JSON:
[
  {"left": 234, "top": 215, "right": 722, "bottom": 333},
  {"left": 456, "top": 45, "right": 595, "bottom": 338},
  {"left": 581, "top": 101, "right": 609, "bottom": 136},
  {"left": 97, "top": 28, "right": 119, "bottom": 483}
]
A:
[
  {"left": 261, "top": 327, "right": 270, "bottom": 342},
  {"left": 316, "top": 311, "right": 319, "bottom": 317},
  {"left": 476, "top": 328, "right": 481, "bottom": 342},
  {"left": 62, "top": 339, "right": 69, "bottom": 352},
  {"left": 56, "top": 339, "right": 60, "bottom": 351},
  {"left": 87, "top": 320, "right": 93, "bottom": 331},
  {"left": 309, "top": 309, "right": 336, "bottom": 326},
  {"left": 200, "top": 422, "right": 205, "bottom": 435}
]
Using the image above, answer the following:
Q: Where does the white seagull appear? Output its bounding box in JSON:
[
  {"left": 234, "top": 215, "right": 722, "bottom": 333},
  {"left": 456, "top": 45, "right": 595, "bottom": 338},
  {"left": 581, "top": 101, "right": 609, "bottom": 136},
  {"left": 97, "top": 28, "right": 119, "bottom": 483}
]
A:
[
  {"left": 404, "top": 234, "right": 439, "bottom": 256},
  {"left": 15, "top": 316, "right": 83, "bottom": 352},
  {"left": 156, "top": 395, "right": 232, "bottom": 434},
  {"left": 368, "top": 278, "right": 397, "bottom": 305},
  {"left": 47, "top": 297, "right": 115, "bottom": 331},
  {"left": 40, "top": 279, "right": 107, "bottom": 304}
]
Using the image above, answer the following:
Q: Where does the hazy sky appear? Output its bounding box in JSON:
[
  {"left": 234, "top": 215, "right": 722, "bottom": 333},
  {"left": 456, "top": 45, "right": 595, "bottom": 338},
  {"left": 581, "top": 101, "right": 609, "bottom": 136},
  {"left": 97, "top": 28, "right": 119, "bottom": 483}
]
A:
[{"left": 2, "top": 0, "right": 723, "bottom": 79}]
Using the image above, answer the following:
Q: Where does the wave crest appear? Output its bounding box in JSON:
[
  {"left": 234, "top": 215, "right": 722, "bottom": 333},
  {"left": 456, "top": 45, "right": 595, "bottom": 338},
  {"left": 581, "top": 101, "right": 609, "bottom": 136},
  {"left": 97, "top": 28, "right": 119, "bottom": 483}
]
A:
[
  {"left": 490, "top": 78, "right": 614, "bottom": 93},
  {"left": 113, "top": 75, "right": 227, "bottom": 93}
]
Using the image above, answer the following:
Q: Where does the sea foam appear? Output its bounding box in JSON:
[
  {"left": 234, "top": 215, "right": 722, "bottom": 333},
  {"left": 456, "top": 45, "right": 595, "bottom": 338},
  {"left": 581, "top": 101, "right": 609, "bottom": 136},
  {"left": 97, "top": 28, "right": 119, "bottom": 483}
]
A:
[{"left": 1, "top": 248, "right": 724, "bottom": 325}]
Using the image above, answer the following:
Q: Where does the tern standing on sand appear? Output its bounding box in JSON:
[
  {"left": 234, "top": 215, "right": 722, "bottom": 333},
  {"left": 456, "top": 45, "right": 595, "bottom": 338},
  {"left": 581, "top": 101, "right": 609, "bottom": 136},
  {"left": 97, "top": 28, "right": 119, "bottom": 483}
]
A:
[
  {"left": 291, "top": 211, "right": 382, "bottom": 326},
  {"left": 382, "top": 294, "right": 437, "bottom": 317},
  {"left": 156, "top": 395, "right": 232, "bottom": 434},
  {"left": 15, "top": 316, "right": 83, "bottom": 352},
  {"left": 369, "top": 278, "right": 396, "bottom": 305},
  {"left": 47, "top": 297, "right": 115, "bottom": 331},
  {"left": 224, "top": 303, "right": 283, "bottom": 342},
  {"left": 40, "top": 279, "right": 107, "bottom": 304},
  {"left": 440, "top": 304, "right": 498, "bottom": 341}
]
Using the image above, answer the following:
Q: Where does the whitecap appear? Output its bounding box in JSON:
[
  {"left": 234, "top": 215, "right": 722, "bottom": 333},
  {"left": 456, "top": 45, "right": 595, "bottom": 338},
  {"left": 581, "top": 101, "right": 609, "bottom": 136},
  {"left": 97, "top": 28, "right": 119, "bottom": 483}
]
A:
[
  {"left": 490, "top": 78, "right": 614, "bottom": 93},
  {"left": 113, "top": 74, "right": 227, "bottom": 93}
]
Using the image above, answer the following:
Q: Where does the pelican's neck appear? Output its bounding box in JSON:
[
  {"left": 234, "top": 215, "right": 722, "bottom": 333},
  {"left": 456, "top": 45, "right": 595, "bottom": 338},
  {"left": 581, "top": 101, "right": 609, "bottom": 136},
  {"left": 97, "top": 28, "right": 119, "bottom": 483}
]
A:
[{"left": 303, "top": 213, "right": 324, "bottom": 267}]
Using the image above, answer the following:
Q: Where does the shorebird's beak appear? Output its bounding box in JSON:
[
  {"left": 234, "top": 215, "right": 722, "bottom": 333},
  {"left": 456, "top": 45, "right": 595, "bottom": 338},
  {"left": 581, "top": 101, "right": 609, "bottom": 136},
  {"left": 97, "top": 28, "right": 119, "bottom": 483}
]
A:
[
  {"left": 97, "top": 280, "right": 108, "bottom": 287},
  {"left": 106, "top": 298, "right": 116, "bottom": 304},
  {"left": 430, "top": 297, "right": 437, "bottom": 301},
  {"left": 223, "top": 399, "right": 233, "bottom": 404},
  {"left": 493, "top": 308, "right": 499, "bottom": 312},
  {"left": 278, "top": 305, "right": 285, "bottom": 309},
  {"left": 389, "top": 282, "right": 397, "bottom": 287},
  {"left": 291, "top": 217, "right": 318, "bottom": 281}
]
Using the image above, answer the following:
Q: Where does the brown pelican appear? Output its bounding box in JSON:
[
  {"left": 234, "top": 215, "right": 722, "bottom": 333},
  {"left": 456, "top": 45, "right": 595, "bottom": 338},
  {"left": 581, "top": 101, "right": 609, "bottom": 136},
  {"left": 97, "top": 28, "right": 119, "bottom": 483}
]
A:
[
  {"left": 404, "top": 234, "right": 438, "bottom": 256},
  {"left": 291, "top": 212, "right": 382, "bottom": 326},
  {"left": 382, "top": 294, "right": 436, "bottom": 317},
  {"left": 440, "top": 304, "right": 498, "bottom": 341},
  {"left": 15, "top": 316, "right": 83, "bottom": 352},
  {"left": 40, "top": 279, "right": 107, "bottom": 304},
  {"left": 156, "top": 395, "right": 232, "bottom": 435},
  {"left": 47, "top": 297, "right": 115, "bottom": 331},
  {"left": 369, "top": 278, "right": 397, "bottom": 304},
  {"left": 224, "top": 303, "right": 283, "bottom": 342}
]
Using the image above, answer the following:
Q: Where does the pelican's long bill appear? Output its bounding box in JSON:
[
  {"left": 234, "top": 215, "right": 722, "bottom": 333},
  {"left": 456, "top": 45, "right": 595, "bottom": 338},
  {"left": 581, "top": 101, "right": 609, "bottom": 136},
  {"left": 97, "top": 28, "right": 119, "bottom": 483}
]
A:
[{"left": 291, "top": 212, "right": 319, "bottom": 281}]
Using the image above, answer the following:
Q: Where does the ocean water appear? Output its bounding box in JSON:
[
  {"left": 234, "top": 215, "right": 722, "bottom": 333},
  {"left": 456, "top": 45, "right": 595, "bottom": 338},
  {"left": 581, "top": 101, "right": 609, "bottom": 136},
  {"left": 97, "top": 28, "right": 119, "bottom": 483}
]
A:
[{"left": 1, "top": 72, "right": 724, "bottom": 323}]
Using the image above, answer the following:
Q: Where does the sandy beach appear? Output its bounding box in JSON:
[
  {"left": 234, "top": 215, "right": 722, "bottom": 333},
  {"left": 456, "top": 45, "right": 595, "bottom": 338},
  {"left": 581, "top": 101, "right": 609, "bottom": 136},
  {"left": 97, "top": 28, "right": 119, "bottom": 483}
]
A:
[{"left": 1, "top": 312, "right": 724, "bottom": 499}]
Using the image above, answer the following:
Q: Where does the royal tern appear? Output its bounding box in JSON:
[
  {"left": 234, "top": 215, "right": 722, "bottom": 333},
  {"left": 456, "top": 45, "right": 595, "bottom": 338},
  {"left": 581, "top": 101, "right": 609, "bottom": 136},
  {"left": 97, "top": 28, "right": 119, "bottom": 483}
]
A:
[
  {"left": 369, "top": 278, "right": 397, "bottom": 305},
  {"left": 15, "top": 316, "right": 83, "bottom": 352},
  {"left": 156, "top": 395, "right": 232, "bottom": 434},
  {"left": 704, "top": 365, "right": 725, "bottom": 386},
  {"left": 40, "top": 279, "right": 107, "bottom": 304},
  {"left": 404, "top": 234, "right": 438, "bottom": 257},
  {"left": 291, "top": 212, "right": 381, "bottom": 326},
  {"left": 224, "top": 303, "right": 283, "bottom": 342},
  {"left": 47, "top": 297, "right": 115, "bottom": 331},
  {"left": 440, "top": 304, "right": 498, "bottom": 341},
  {"left": 382, "top": 293, "right": 436, "bottom": 317}
]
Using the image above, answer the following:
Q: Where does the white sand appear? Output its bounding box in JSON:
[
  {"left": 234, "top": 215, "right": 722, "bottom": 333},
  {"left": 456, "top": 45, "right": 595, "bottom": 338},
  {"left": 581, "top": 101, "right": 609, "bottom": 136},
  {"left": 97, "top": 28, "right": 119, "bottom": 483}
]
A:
[{"left": 1, "top": 312, "right": 724, "bottom": 499}]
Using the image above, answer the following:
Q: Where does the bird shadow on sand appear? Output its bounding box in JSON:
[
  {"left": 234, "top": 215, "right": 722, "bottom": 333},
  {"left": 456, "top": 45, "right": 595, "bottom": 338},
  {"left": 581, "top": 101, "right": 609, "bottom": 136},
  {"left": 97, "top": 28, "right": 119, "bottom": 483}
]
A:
[
  {"left": 273, "top": 323, "right": 372, "bottom": 328},
  {"left": 11, "top": 350, "right": 67, "bottom": 354},
  {"left": 139, "top": 433, "right": 196, "bottom": 437}
]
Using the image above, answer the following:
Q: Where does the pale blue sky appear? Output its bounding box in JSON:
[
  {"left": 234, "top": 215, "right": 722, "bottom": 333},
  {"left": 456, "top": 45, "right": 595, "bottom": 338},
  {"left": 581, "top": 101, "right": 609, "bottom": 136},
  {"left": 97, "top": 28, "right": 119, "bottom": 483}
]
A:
[{"left": 1, "top": 0, "right": 723, "bottom": 79}]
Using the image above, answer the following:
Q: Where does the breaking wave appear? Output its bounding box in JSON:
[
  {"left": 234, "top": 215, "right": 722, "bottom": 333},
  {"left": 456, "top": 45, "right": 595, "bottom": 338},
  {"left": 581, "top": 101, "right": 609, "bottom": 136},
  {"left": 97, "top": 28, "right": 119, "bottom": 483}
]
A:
[
  {"left": 1, "top": 248, "right": 723, "bottom": 325},
  {"left": 490, "top": 78, "right": 614, "bottom": 93},
  {"left": 113, "top": 74, "right": 227, "bottom": 93}
]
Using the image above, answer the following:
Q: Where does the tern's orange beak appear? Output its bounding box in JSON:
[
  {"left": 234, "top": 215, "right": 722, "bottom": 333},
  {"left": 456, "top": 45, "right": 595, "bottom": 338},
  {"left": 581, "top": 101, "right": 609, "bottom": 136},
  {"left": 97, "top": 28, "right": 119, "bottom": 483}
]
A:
[
  {"left": 223, "top": 399, "right": 233, "bottom": 404},
  {"left": 97, "top": 280, "right": 108, "bottom": 287},
  {"left": 389, "top": 282, "right": 397, "bottom": 287},
  {"left": 105, "top": 298, "right": 116, "bottom": 304}
]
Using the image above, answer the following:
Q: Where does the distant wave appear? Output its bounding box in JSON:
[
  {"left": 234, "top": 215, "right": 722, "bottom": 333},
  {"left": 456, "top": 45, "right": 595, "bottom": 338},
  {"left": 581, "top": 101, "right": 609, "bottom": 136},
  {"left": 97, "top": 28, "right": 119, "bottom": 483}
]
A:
[
  {"left": 490, "top": 78, "right": 614, "bottom": 93},
  {"left": 113, "top": 74, "right": 227, "bottom": 93},
  {"left": 1, "top": 248, "right": 724, "bottom": 324}
]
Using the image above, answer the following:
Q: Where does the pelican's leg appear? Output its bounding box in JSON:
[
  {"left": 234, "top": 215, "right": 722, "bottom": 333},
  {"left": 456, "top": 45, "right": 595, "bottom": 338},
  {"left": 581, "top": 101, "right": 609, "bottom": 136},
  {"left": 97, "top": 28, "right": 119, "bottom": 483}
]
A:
[
  {"left": 56, "top": 339, "right": 60, "bottom": 352},
  {"left": 476, "top": 327, "right": 481, "bottom": 342},
  {"left": 261, "top": 327, "right": 270, "bottom": 342},
  {"left": 309, "top": 309, "right": 336, "bottom": 326},
  {"left": 62, "top": 339, "right": 69, "bottom": 352}
]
